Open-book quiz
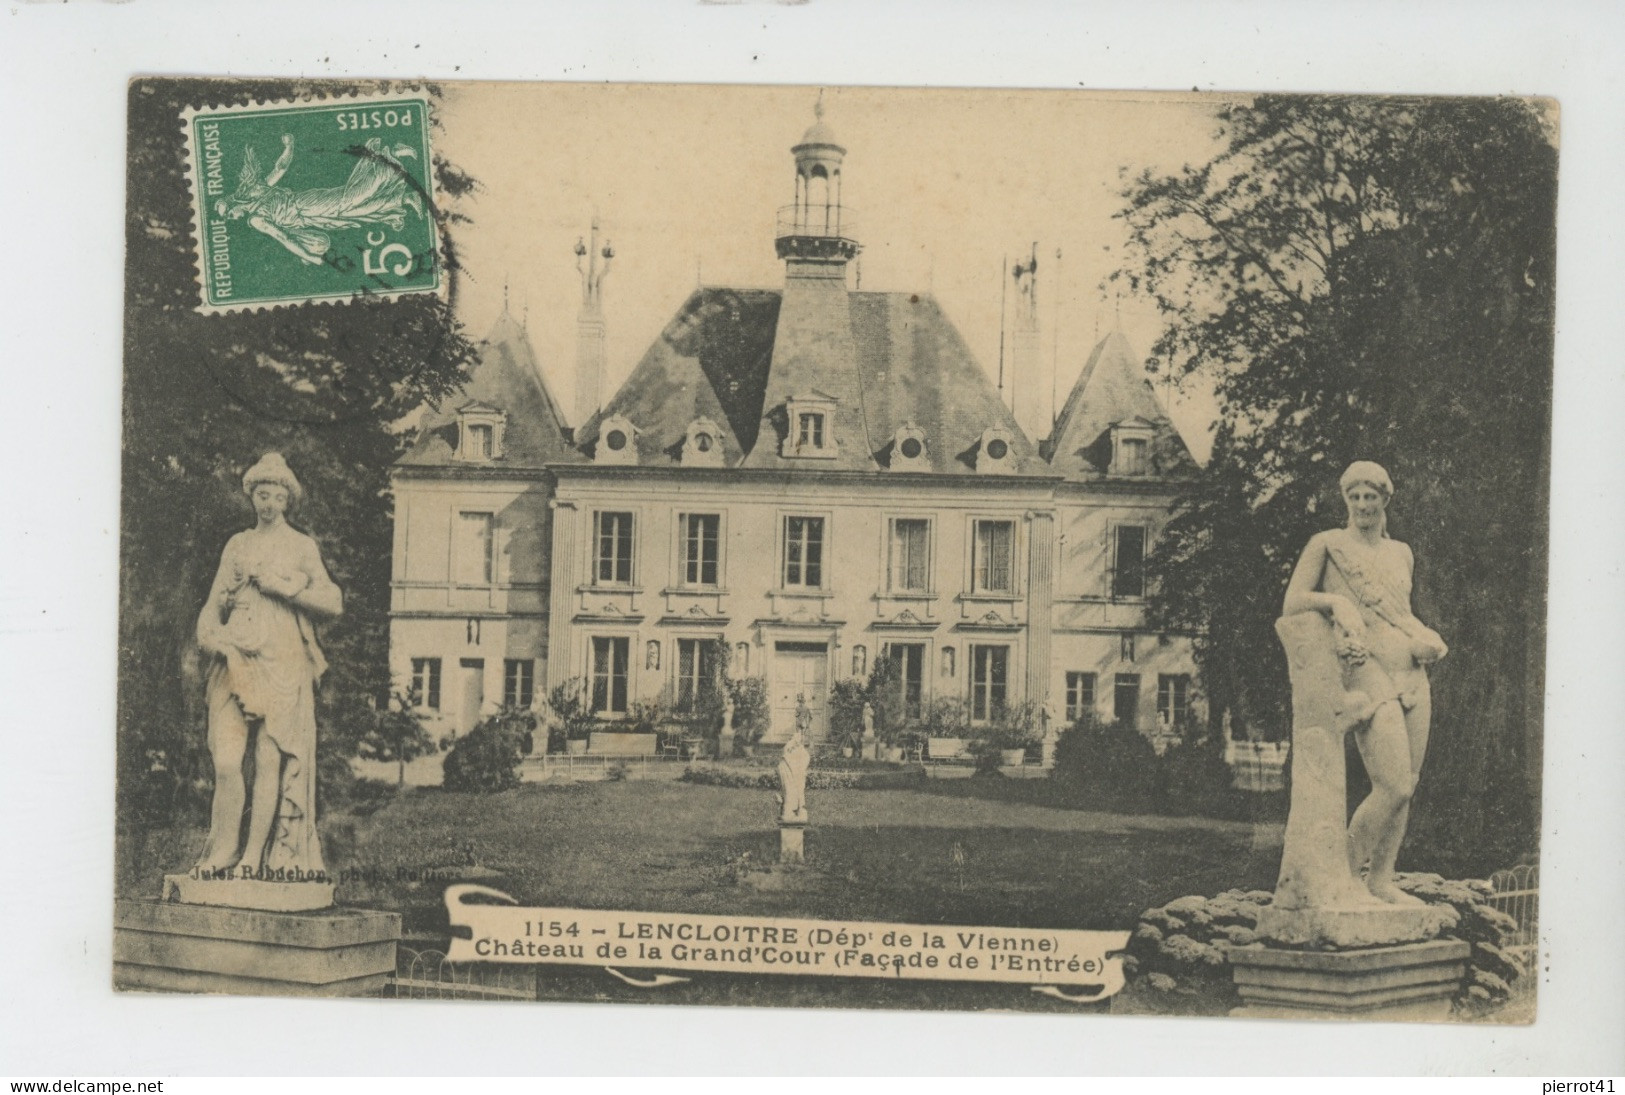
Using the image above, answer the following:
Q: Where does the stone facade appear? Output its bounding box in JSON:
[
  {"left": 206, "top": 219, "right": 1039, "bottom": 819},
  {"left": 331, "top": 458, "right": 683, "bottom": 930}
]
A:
[{"left": 388, "top": 106, "right": 1202, "bottom": 749}]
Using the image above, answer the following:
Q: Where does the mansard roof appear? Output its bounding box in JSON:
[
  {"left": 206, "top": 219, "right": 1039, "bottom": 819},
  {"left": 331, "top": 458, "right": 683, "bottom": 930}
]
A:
[
  {"left": 574, "top": 286, "right": 1043, "bottom": 475},
  {"left": 398, "top": 309, "right": 583, "bottom": 470},
  {"left": 1047, "top": 330, "right": 1195, "bottom": 482}
]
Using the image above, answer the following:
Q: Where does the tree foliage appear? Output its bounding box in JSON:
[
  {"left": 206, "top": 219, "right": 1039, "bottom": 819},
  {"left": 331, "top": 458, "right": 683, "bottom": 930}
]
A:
[
  {"left": 441, "top": 711, "right": 533, "bottom": 794},
  {"left": 1116, "top": 96, "right": 1555, "bottom": 875},
  {"left": 118, "top": 79, "right": 479, "bottom": 833}
]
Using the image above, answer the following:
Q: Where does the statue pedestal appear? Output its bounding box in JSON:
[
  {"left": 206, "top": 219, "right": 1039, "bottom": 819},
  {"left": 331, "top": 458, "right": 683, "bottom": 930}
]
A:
[
  {"left": 778, "top": 822, "right": 806, "bottom": 865},
  {"left": 162, "top": 872, "right": 335, "bottom": 912},
  {"left": 1257, "top": 902, "right": 1456, "bottom": 949},
  {"left": 1230, "top": 939, "right": 1469, "bottom": 1021},
  {"left": 114, "top": 899, "right": 400, "bottom": 997}
]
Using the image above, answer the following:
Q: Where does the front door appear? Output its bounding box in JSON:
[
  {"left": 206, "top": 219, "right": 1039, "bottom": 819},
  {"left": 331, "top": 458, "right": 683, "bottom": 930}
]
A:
[
  {"left": 771, "top": 642, "right": 828, "bottom": 745},
  {"left": 458, "top": 657, "right": 485, "bottom": 734}
]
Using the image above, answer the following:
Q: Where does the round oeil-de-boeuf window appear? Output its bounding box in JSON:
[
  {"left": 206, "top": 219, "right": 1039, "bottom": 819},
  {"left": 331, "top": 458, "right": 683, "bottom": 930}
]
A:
[{"left": 605, "top": 429, "right": 628, "bottom": 451}]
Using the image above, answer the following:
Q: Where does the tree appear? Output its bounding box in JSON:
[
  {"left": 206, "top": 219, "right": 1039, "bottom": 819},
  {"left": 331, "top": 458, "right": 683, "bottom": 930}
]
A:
[
  {"left": 357, "top": 699, "right": 438, "bottom": 787},
  {"left": 1116, "top": 96, "right": 1555, "bottom": 876},
  {"left": 118, "top": 79, "right": 480, "bottom": 835}
]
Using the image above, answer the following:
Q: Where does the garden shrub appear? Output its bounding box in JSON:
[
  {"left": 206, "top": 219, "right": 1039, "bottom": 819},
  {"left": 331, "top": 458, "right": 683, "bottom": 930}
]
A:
[
  {"left": 1050, "top": 715, "right": 1159, "bottom": 808},
  {"left": 441, "top": 712, "right": 532, "bottom": 793},
  {"left": 1158, "top": 735, "right": 1249, "bottom": 820}
]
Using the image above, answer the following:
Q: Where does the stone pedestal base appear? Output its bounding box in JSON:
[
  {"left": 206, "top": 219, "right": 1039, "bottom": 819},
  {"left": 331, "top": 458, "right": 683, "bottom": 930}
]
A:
[
  {"left": 1257, "top": 902, "right": 1456, "bottom": 948},
  {"left": 1230, "top": 939, "right": 1469, "bottom": 1021},
  {"left": 778, "top": 823, "right": 806, "bottom": 865},
  {"left": 114, "top": 900, "right": 400, "bottom": 997}
]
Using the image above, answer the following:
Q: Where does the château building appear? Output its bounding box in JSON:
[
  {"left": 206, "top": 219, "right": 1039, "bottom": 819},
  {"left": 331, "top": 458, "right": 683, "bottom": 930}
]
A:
[{"left": 389, "top": 105, "right": 1200, "bottom": 749}]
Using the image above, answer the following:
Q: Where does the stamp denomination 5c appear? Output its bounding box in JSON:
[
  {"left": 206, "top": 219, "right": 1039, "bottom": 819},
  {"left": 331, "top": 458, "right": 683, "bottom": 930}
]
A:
[{"left": 182, "top": 92, "right": 440, "bottom": 313}]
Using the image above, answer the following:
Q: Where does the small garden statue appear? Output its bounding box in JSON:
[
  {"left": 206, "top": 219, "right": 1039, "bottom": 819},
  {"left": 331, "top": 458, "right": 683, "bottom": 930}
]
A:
[
  {"left": 717, "top": 691, "right": 736, "bottom": 759},
  {"left": 778, "top": 709, "right": 811, "bottom": 825},
  {"left": 1039, "top": 699, "right": 1061, "bottom": 768}
]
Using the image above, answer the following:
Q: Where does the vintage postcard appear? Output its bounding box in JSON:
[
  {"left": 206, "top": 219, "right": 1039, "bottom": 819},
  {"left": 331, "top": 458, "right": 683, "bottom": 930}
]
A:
[{"left": 115, "top": 79, "right": 1551, "bottom": 1021}]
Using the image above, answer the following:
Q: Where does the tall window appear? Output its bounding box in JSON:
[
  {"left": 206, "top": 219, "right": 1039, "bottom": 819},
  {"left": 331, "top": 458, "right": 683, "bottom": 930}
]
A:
[
  {"left": 889, "top": 643, "right": 926, "bottom": 721},
  {"left": 591, "top": 636, "right": 630, "bottom": 715},
  {"left": 1158, "top": 674, "right": 1191, "bottom": 729},
  {"left": 889, "top": 518, "right": 930, "bottom": 592},
  {"left": 503, "top": 659, "right": 534, "bottom": 709},
  {"left": 676, "top": 639, "right": 720, "bottom": 715},
  {"left": 783, "top": 516, "right": 824, "bottom": 589},
  {"left": 1114, "top": 672, "right": 1141, "bottom": 728},
  {"left": 970, "top": 645, "right": 1009, "bottom": 722},
  {"left": 1065, "top": 671, "right": 1096, "bottom": 724},
  {"left": 682, "top": 514, "right": 720, "bottom": 586},
  {"left": 972, "top": 520, "right": 1014, "bottom": 594},
  {"left": 466, "top": 423, "right": 494, "bottom": 459},
  {"left": 454, "top": 512, "right": 494, "bottom": 585},
  {"left": 797, "top": 412, "right": 825, "bottom": 449},
  {"left": 410, "top": 657, "right": 442, "bottom": 710},
  {"left": 1119, "top": 437, "right": 1148, "bottom": 475},
  {"left": 1112, "top": 525, "right": 1147, "bottom": 599},
  {"left": 595, "top": 511, "right": 635, "bottom": 585}
]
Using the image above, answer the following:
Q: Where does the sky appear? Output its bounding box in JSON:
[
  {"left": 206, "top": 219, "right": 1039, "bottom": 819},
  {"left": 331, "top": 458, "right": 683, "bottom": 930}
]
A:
[{"left": 437, "top": 83, "right": 1229, "bottom": 459}]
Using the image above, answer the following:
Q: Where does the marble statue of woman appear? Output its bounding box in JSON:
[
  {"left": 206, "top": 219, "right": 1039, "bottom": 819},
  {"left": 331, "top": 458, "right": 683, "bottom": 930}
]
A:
[
  {"left": 194, "top": 453, "right": 343, "bottom": 878},
  {"left": 215, "top": 135, "right": 425, "bottom": 266},
  {"left": 1279, "top": 461, "right": 1448, "bottom": 906}
]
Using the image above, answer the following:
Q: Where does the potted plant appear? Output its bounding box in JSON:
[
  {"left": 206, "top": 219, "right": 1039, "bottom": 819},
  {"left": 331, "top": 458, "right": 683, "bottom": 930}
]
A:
[
  {"left": 866, "top": 654, "right": 908, "bottom": 762},
  {"left": 829, "top": 678, "right": 870, "bottom": 759},
  {"left": 974, "top": 701, "right": 1040, "bottom": 766},
  {"left": 547, "top": 677, "right": 596, "bottom": 756},
  {"left": 727, "top": 676, "right": 770, "bottom": 758}
]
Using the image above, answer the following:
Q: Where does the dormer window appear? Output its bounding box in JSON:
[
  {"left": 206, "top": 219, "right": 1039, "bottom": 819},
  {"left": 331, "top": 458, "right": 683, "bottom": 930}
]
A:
[
  {"left": 1110, "top": 418, "right": 1155, "bottom": 476},
  {"left": 975, "top": 426, "right": 1015, "bottom": 475},
  {"left": 888, "top": 423, "right": 929, "bottom": 472},
  {"left": 455, "top": 401, "right": 506, "bottom": 461},
  {"left": 682, "top": 416, "right": 726, "bottom": 468},
  {"left": 595, "top": 413, "right": 639, "bottom": 466},
  {"left": 781, "top": 391, "right": 839, "bottom": 459}
]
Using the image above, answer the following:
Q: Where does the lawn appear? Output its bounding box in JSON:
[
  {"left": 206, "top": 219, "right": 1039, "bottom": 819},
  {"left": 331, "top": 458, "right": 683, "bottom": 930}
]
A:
[{"left": 120, "top": 779, "right": 1286, "bottom": 1012}]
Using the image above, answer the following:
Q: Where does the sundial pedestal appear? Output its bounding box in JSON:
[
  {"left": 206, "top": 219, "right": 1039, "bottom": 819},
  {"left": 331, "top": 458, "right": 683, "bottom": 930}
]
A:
[{"left": 778, "top": 821, "right": 807, "bottom": 865}]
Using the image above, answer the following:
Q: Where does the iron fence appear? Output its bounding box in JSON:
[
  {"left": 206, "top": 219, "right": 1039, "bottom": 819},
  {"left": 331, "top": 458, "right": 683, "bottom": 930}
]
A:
[
  {"left": 1488, "top": 862, "right": 1539, "bottom": 964},
  {"left": 388, "top": 946, "right": 535, "bottom": 1001}
]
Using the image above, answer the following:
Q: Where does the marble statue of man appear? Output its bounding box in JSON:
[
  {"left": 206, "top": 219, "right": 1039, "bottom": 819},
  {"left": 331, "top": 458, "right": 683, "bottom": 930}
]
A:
[{"left": 1264, "top": 462, "right": 1451, "bottom": 944}]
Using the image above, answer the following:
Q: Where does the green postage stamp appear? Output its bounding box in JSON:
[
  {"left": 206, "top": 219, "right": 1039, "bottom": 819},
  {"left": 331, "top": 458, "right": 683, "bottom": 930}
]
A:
[{"left": 182, "top": 92, "right": 440, "bottom": 313}]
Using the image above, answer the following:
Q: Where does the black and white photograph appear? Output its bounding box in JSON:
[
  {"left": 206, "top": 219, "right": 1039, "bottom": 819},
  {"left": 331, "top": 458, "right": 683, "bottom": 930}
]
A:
[
  {"left": 5, "top": 1, "right": 1623, "bottom": 1080},
  {"left": 113, "top": 79, "right": 1551, "bottom": 1022}
]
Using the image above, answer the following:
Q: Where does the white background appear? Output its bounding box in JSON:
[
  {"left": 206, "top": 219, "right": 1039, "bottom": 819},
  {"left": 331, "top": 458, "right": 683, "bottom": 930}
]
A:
[{"left": 1, "top": 0, "right": 1621, "bottom": 1077}]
